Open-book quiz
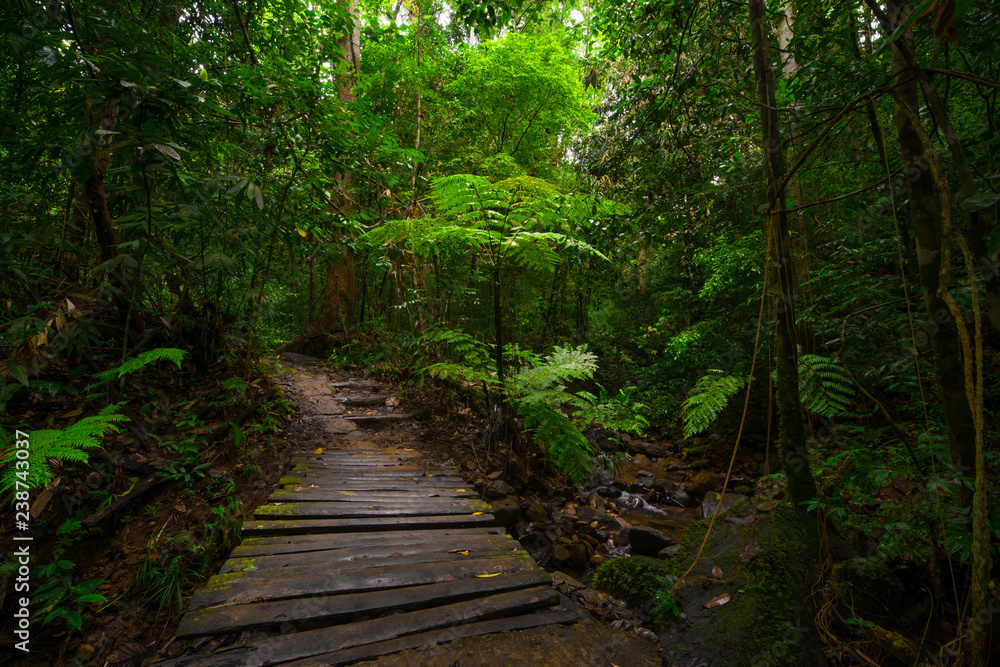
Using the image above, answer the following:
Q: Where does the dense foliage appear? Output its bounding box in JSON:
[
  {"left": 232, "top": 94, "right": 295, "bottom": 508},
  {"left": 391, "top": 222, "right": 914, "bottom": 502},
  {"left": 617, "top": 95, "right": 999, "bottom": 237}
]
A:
[{"left": 2, "top": 0, "right": 999, "bottom": 663}]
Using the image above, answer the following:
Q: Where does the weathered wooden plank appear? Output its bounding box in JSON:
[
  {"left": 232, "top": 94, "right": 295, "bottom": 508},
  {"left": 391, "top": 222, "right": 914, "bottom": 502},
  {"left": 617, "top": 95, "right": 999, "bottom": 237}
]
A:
[
  {"left": 253, "top": 499, "right": 490, "bottom": 520},
  {"left": 177, "top": 569, "right": 552, "bottom": 639},
  {"left": 221, "top": 538, "right": 524, "bottom": 575},
  {"left": 269, "top": 488, "right": 476, "bottom": 502},
  {"left": 335, "top": 395, "right": 388, "bottom": 406},
  {"left": 186, "top": 554, "right": 537, "bottom": 611},
  {"left": 158, "top": 586, "right": 560, "bottom": 666},
  {"left": 278, "top": 608, "right": 582, "bottom": 666},
  {"left": 242, "top": 513, "right": 494, "bottom": 537},
  {"left": 343, "top": 413, "right": 413, "bottom": 425},
  {"left": 328, "top": 380, "right": 381, "bottom": 389},
  {"left": 232, "top": 527, "right": 504, "bottom": 557}
]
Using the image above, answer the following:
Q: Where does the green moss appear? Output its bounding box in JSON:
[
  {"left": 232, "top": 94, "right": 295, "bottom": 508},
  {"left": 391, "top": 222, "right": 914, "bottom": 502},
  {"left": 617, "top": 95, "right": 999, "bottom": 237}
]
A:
[
  {"left": 663, "top": 502, "right": 823, "bottom": 666},
  {"left": 278, "top": 476, "right": 301, "bottom": 486},
  {"left": 593, "top": 555, "right": 671, "bottom": 608},
  {"left": 204, "top": 571, "right": 248, "bottom": 590},
  {"left": 256, "top": 504, "right": 298, "bottom": 516}
]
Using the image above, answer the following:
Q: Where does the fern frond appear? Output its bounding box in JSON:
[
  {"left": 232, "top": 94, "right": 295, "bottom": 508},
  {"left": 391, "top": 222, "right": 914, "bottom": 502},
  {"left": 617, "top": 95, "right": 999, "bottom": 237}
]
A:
[
  {"left": 95, "top": 348, "right": 186, "bottom": 382},
  {"left": 797, "top": 353, "right": 854, "bottom": 418},
  {"left": 681, "top": 371, "right": 747, "bottom": 439},
  {"left": 510, "top": 344, "right": 598, "bottom": 399},
  {"left": 1, "top": 403, "right": 128, "bottom": 494},
  {"left": 520, "top": 403, "right": 595, "bottom": 485}
]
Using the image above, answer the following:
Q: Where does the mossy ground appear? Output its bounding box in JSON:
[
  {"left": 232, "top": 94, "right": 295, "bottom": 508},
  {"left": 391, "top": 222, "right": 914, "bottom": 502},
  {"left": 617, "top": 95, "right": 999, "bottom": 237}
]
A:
[{"left": 659, "top": 502, "right": 825, "bottom": 667}]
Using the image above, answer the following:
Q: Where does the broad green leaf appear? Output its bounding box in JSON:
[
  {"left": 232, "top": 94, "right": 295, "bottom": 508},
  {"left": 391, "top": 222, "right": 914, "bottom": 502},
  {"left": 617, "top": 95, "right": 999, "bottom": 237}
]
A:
[{"left": 961, "top": 190, "right": 1000, "bottom": 212}]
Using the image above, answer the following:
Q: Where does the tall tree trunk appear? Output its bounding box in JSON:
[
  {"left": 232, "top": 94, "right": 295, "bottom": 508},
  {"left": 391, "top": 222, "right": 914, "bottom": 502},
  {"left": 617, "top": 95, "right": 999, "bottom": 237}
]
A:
[
  {"left": 85, "top": 100, "right": 120, "bottom": 265},
  {"left": 748, "top": 0, "right": 817, "bottom": 507},
  {"left": 296, "top": 0, "right": 360, "bottom": 352},
  {"left": 883, "top": 0, "right": 976, "bottom": 480}
]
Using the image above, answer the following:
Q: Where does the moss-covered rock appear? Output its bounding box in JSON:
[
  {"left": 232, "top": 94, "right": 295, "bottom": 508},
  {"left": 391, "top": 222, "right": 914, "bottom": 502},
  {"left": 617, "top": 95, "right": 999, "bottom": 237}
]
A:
[
  {"left": 592, "top": 555, "right": 671, "bottom": 609},
  {"left": 660, "top": 502, "right": 825, "bottom": 667}
]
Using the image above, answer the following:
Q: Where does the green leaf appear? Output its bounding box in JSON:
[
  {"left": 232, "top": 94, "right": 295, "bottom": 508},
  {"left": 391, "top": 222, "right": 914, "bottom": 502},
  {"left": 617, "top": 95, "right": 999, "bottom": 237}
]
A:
[
  {"left": 988, "top": 226, "right": 1000, "bottom": 258},
  {"left": 6, "top": 359, "right": 29, "bottom": 386},
  {"left": 872, "top": 0, "right": 936, "bottom": 58},
  {"left": 961, "top": 190, "right": 1000, "bottom": 212}
]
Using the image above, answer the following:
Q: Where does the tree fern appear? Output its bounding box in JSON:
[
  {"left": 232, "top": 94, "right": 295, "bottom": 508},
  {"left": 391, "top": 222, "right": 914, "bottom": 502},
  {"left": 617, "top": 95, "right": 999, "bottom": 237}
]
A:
[
  {"left": 681, "top": 371, "right": 748, "bottom": 439},
  {"left": 1, "top": 404, "right": 127, "bottom": 493},
  {"left": 796, "top": 353, "right": 854, "bottom": 419},
  {"left": 520, "top": 402, "right": 596, "bottom": 485}
]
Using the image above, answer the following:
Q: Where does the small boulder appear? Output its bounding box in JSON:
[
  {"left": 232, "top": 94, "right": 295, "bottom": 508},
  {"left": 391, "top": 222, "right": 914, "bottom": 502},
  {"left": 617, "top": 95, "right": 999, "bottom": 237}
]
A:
[
  {"left": 689, "top": 470, "right": 720, "bottom": 494},
  {"left": 689, "top": 459, "right": 711, "bottom": 470},
  {"left": 553, "top": 544, "right": 572, "bottom": 565},
  {"left": 657, "top": 545, "right": 681, "bottom": 558},
  {"left": 524, "top": 501, "right": 549, "bottom": 524},
  {"left": 594, "top": 486, "right": 622, "bottom": 499},
  {"left": 629, "top": 440, "right": 667, "bottom": 458},
  {"left": 628, "top": 525, "right": 677, "bottom": 556},
  {"left": 484, "top": 480, "right": 516, "bottom": 500},
  {"left": 568, "top": 542, "right": 590, "bottom": 566},
  {"left": 490, "top": 496, "right": 521, "bottom": 527},
  {"left": 697, "top": 492, "right": 746, "bottom": 520}
]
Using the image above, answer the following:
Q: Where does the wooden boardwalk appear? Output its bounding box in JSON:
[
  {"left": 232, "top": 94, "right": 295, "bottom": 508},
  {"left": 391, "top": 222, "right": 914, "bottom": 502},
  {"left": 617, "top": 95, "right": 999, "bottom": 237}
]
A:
[{"left": 155, "top": 441, "right": 580, "bottom": 664}]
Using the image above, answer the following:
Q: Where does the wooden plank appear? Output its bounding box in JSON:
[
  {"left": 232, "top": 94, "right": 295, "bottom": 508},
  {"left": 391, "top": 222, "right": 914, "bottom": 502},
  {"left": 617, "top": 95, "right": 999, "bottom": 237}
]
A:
[
  {"left": 279, "top": 608, "right": 582, "bottom": 666},
  {"left": 242, "top": 514, "right": 495, "bottom": 537},
  {"left": 177, "top": 569, "right": 552, "bottom": 639},
  {"left": 186, "top": 554, "right": 537, "bottom": 611},
  {"left": 158, "top": 586, "right": 560, "bottom": 666},
  {"left": 253, "top": 499, "right": 490, "bottom": 519},
  {"left": 269, "top": 488, "right": 476, "bottom": 502},
  {"left": 343, "top": 413, "right": 413, "bottom": 425},
  {"left": 328, "top": 380, "right": 381, "bottom": 389},
  {"left": 232, "top": 527, "right": 504, "bottom": 557},
  {"left": 220, "top": 539, "right": 525, "bottom": 574}
]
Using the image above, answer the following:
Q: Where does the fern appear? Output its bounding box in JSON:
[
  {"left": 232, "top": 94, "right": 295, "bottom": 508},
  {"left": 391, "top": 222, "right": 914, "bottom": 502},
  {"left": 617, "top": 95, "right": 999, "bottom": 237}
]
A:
[
  {"left": 95, "top": 348, "right": 186, "bottom": 382},
  {"left": 509, "top": 344, "right": 598, "bottom": 399},
  {"left": 520, "top": 402, "right": 596, "bottom": 485},
  {"left": 681, "top": 371, "right": 747, "bottom": 439},
  {"left": 797, "top": 353, "right": 854, "bottom": 419},
  {"left": 1, "top": 404, "right": 127, "bottom": 493},
  {"left": 682, "top": 354, "right": 855, "bottom": 439},
  {"left": 1, "top": 348, "right": 184, "bottom": 494}
]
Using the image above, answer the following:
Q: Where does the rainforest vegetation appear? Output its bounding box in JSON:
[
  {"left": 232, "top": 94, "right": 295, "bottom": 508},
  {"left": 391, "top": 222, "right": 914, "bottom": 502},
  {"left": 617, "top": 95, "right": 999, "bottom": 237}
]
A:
[{"left": 1, "top": 0, "right": 998, "bottom": 664}]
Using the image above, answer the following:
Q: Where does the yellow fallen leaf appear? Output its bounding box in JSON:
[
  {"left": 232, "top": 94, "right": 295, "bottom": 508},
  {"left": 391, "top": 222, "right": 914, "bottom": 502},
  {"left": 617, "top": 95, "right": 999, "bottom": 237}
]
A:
[
  {"left": 475, "top": 573, "right": 500, "bottom": 578},
  {"left": 313, "top": 448, "right": 323, "bottom": 454},
  {"left": 457, "top": 489, "right": 466, "bottom": 492},
  {"left": 334, "top": 490, "right": 357, "bottom": 496},
  {"left": 471, "top": 512, "right": 485, "bottom": 516},
  {"left": 403, "top": 448, "right": 414, "bottom": 451},
  {"left": 60, "top": 408, "right": 83, "bottom": 418},
  {"left": 448, "top": 549, "right": 470, "bottom": 555}
]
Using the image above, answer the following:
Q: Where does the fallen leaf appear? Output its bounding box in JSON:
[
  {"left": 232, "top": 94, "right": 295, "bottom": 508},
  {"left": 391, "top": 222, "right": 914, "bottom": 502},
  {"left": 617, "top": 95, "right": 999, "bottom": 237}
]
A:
[
  {"left": 756, "top": 500, "right": 780, "bottom": 511},
  {"left": 334, "top": 490, "right": 357, "bottom": 496},
  {"left": 448, "top": 549, "right": 470, "bottom": 555},
  {"left": 712, "top": 566, "right": 723, "bottom": 579},
  {"left": 739, "top": 534, "right": 761, "bottom": 564},
  {"left": 475, "top": 573, "right": 501, "bottom": 578},
  {"left": 704, "top": 593, "right": 731, "bottom": 608},
  {"left": 472, "top": 512, "right": 485, "bottom": 516},
  {"left": 60, "top": 408, "right": 83, "bottom": 418},
  {"left": 313, "top": 448, "right": 323, "bottom": 454}
]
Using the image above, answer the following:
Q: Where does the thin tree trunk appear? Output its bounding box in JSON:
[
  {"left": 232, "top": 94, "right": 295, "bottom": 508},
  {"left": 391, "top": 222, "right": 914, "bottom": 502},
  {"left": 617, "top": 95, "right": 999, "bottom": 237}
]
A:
[{"left": 749, "top": 0, "right": 818, "bottom": 507}]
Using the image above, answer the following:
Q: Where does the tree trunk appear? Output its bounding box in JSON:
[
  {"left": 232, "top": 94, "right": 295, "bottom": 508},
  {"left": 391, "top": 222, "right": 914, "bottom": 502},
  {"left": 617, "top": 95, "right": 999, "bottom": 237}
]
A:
[
  {"left": 288, "top": 0, "right": 359, "bottom": 354},
  {"left": 85, "top": 100, "right": 119, "bottom": 265},
  {"left": 884, "top": 0, "right": 976, "bottom": 478},
  {"left": 748, "top": 0, "right": 817, "bottom": 507}
]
